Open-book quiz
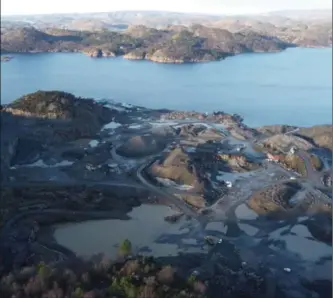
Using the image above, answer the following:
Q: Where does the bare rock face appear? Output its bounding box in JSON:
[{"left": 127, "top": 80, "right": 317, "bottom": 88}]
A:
[
  {"left": 83, "top": 48, "right": 116, "bottom": 58},
  {"left": 123, "top": 50, "right": 146, "bottom": 60}
]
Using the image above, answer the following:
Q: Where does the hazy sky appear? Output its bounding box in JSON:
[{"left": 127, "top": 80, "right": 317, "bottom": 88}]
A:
[{"left": 1, "top": 0, "right": 332, "bottom": 16}]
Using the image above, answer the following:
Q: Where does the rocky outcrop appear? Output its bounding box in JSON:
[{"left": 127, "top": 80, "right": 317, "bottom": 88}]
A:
[
  {"left": 82, "top": 48, "right": 116, "bottom": 58},
  {"left": 123, "top": 50, "right": 146, "bottom": 60},
  {"left": 6, "top": 90, "right": 114, "bottom": 123},
  {"left": 1, "top": 91, "right": 117, "bottom": 182}
]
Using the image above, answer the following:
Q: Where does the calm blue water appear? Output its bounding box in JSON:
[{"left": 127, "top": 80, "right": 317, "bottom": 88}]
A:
[{"left": 1, "top": 48, "right": 331, "bottom": 127}]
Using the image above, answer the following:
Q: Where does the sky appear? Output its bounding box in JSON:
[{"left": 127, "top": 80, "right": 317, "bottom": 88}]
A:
[{"left": 1, "top": 0, "right": 332, "bottom": 16}]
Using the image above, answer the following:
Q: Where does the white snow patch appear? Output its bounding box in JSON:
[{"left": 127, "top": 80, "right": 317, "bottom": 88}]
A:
[
  {"left": 89, "top": 140, "right": 99, "bottom": 148},
  {"left": 128, "top": 124, "right": 142, "bottom": 129},
  {"left": 184, "top": 147, "right": 196, "bottom": 153},
  {"left": 149, "top": 121, "right": 178, "bottom": 127},
  {"left": 102, "top": 121, "right": 122, "bottom": 131},
  {"left": 108, "top": 163, "right": 119, "bottom": 169},
  {"left": 11, "top": 159, "right": 74, "bottom": 169},
  {"left": 156, "top": 177, "right": 193, "bottom": 191},
  {"left": 105, "top": 104, "right": 126, "bottom": 112},
  {"left": 121, "top": 102, "right": 133, "bottom": 108}
]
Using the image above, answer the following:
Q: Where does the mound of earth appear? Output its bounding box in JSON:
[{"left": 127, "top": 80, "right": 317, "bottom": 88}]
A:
[
  {"left": 198, "top": 128, "right": 225, "bottom": 140},
  {"left": 175, "top": 193, "right": 206, "bottom": 209},
  {"left": 150, "top": 148, "right": 203, "bottom": 188},
  {"left": 176, "top": 124, "right": 207, "bottom": 137},
  {"left": 260, "top": 134, "right": 314, "bottom": 153},
  {"left": 248, "top": 182, "right": 302, "bottom": 217},
  {"left": 6, "top": 90, "right": 114, "bottom": 123},
  {"left": 175, "top": 124, "right": 224, "bottom": 141},
  {"left": 256, "top": 125, "right": 298, "bottom": 136},
  {"left": 297, "top": 125, "right": 332, "bottom": 150},
  {"left": 117, "top": 135, "right": 166, "bottom": 158}
]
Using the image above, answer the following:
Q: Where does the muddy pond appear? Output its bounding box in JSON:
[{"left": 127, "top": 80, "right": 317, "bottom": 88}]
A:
[{"left": 54, "top": 204, "right": 205, "bottom": 259}]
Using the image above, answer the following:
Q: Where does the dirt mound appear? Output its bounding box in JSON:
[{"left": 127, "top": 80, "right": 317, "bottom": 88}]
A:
[
  {"left": 117, "top": 135, "right": 166, "bottom": 157},
  {"left": 150, "top": 148, "right": 203, "bottom": 188},
  {"left": 297, "top": 125, "right": 332, "bottom": 150},
  {"left": 256, "top": 125, "right": 298, "bottom": 136},
  {"left": 260, "top": 134, "right": 314, "bottom": 153},
  {"left": 248, "top": 182, "right": 301, "bottom": 217}
]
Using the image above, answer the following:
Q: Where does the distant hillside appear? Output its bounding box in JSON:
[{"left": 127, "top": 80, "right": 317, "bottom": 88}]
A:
[
  {"left": 0, "top": 25, "right": 291, "bottom": 63},
  {"left": 2, "top": 9, "right": 331, "bottom": 30}
]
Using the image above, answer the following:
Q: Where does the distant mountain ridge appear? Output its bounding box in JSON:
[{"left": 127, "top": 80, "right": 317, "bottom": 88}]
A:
[{"left": 2, "top": 9, "right": 331, "bottom": 31}]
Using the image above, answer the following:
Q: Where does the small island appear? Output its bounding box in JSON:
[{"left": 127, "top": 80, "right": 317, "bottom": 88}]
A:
[{"left": 1, "top": 22, "right": 331, "bottom": 64}]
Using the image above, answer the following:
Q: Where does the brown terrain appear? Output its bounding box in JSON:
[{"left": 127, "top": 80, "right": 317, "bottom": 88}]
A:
[
  {"left": 116, "top": 135, "right": 166, "bottom": 158},
  {"left": 0, "top": 24, "right": 292, "bottom": 63},
  {"left": 150, "top": 148, "right": 202, "bottom": 187},
  {"left": 0, "top": 90, "right": 331, "bottom": 298},
  {"left": 247, "top": 181, "right": 332, "bottom": 218}
]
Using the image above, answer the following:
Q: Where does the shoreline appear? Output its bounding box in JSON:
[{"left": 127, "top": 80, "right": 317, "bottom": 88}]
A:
[{"left": 3, "top": 45, "right": 332, "bottom": 65}]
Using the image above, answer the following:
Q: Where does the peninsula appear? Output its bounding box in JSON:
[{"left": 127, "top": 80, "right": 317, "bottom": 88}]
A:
[
  {"left": 1, "top": 10, "right": 331, "bottom": 64},
  {"left": 0, "top": 91, "right": 331, "bottom": 298}
]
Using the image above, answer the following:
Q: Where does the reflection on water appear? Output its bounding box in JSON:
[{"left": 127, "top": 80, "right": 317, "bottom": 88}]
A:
[
  {"left": 54, "top": 204, "right": 202, "bottom": 259},
  {"left": 268, "top": 224, "right": 331, "bottom": 261},
  {"left": 235, "top": 204, "right": 258, "bottom": 220},
  {"left": 217, "top": 171, "right": 254, "bottom": 184}
]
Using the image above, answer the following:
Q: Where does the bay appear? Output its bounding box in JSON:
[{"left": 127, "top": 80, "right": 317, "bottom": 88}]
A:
[{"left": 1, "top": 47, "right": 331, "bottom": 127}]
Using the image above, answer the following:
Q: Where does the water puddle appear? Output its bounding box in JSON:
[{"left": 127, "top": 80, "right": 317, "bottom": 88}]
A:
[
  {"left": 216, "top": 171, "right": 253, "bottom": 184},
  {"left": 267, "top": 224, "right": 331, "bottom": 261},
  {"left": 224, "top": 137, "right": 265, "bottom": 160},
  {"left": 54, "top": 204, "right": 202, "bottom": 259},
  {"left": 235, "top": 204, "right": 258, "bottom": 220}
]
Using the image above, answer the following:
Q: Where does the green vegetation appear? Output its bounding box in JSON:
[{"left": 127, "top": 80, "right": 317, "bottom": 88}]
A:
[
  {"left": 0, "top": 256, "right": 207, "bottom": 298},
  {"left": 187, "top": 274, "right": 197, "bottom": 286},
  {"left": 119, "top": 239, "right": 132, "bottom": 256},
  {"left": 110, "top": 276, "right": 137, "bottom": 298}
]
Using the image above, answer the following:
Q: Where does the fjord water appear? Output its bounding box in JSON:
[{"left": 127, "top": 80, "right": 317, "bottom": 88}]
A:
[{"left": 1, "top": 47, "right": 331, "bottom": 127}]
